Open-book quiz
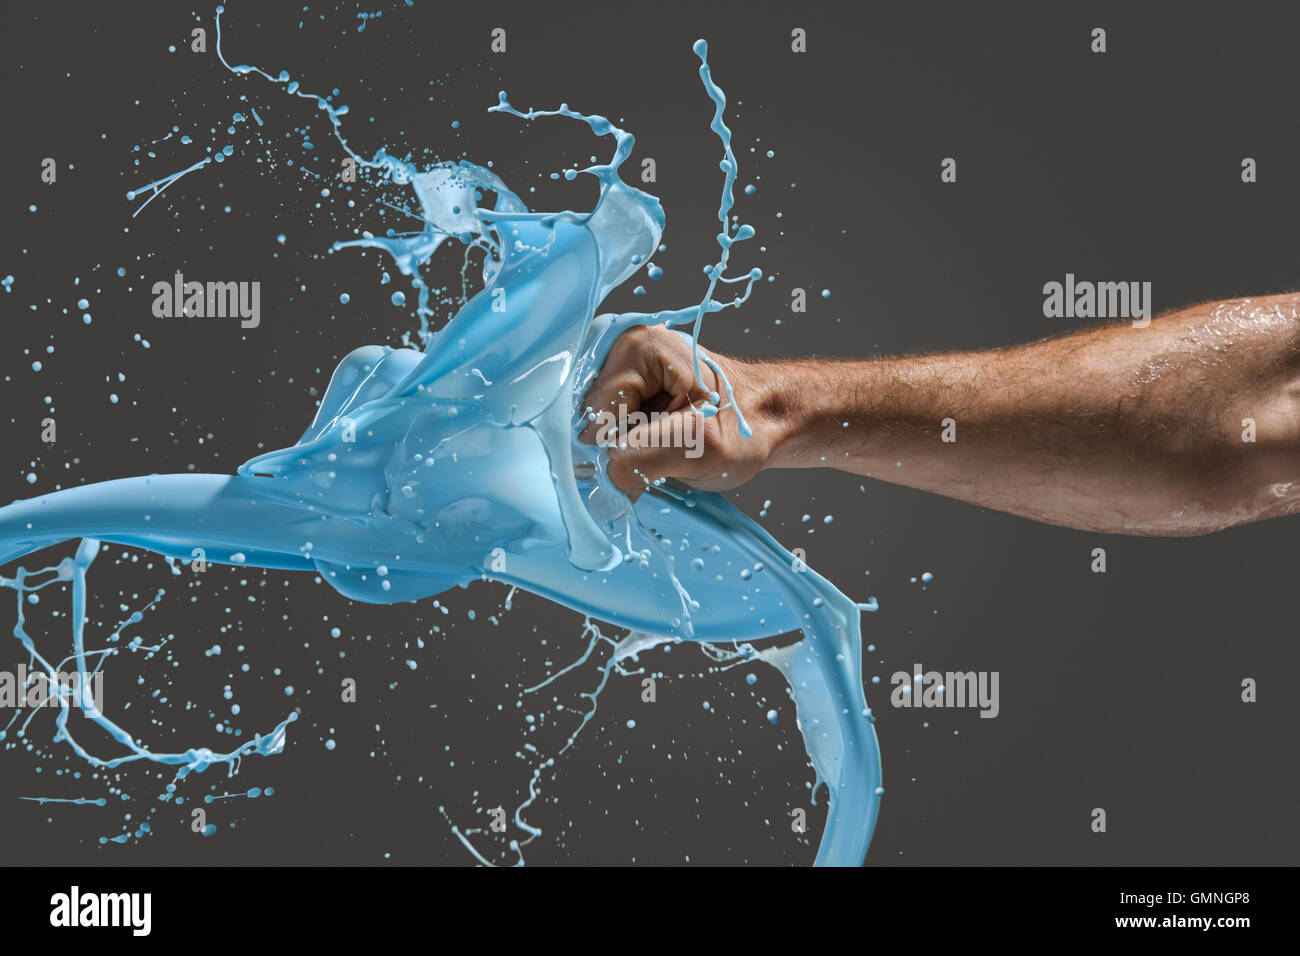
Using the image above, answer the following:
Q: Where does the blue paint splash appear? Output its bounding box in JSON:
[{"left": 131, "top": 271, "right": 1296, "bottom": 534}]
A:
[{"left": 0, "top": 9, "right": 881, "bottom": 865}]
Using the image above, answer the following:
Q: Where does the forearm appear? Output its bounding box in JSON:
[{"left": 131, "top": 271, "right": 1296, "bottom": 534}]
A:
[{"left": 753, "top": 293, "right": 1300, "bottom": 534}]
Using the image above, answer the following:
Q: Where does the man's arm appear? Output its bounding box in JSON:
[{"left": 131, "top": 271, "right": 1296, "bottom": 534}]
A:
[{"left": 580, "top": 293, "right": 1300, "bottom": 535}]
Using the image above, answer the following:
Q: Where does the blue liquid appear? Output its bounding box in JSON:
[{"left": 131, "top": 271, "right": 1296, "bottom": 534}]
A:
[{"left": 0, "top": 13, "right": 881, "bottom": 866}]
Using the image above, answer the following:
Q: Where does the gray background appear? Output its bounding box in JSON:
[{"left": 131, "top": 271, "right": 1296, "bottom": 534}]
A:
[{"left": 1, "top": 0, "right": 1296, "bottom": 866}]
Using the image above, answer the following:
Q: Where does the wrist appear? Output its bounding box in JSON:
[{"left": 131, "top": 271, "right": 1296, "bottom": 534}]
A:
[{"left": 745, "top": 360, "right": 820, "bottom": 470}]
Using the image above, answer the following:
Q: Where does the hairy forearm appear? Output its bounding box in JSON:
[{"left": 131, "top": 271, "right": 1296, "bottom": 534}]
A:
[{"left": 753, "top": 293, "right": 1300, "bottom": 534}]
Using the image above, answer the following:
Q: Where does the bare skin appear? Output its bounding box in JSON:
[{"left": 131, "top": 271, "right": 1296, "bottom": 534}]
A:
[{"left": 579, "top": 293, "right": 1300, "bottom": 535}]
